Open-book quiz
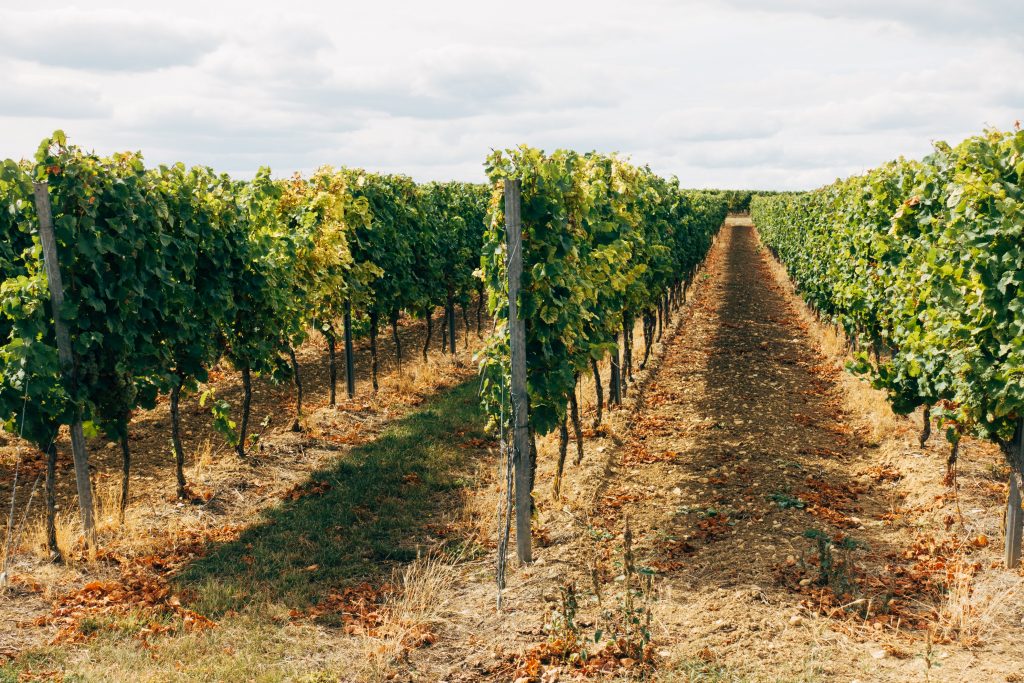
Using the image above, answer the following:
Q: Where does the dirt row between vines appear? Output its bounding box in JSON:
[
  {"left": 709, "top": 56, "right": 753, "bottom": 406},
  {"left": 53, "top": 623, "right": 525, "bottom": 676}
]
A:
[
  {"left": 414, "top": 222, "right": 1024, "bottom": 682},
  {"left": 0, "top": 305, "right": 490, "bottom": 663}
]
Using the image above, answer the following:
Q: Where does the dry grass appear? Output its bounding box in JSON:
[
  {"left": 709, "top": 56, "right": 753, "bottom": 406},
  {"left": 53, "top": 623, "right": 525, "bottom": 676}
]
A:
[
  {"left": 806, "top": 310, "right": 904, "bottom": 446},
  {"left": 6, "top": 340, "right": 483, "bottom": 572},
  {"left": 93, "top": 476, "right": 125, "bottom": 535},
  {"left": 459, "top": 463, "right": 499, "bottom": 549},
  {"left": 188, "top": 438, "right": 220, "bottom": 482},
  {"left": 11, "top": 613, "right": 363, "bottom": 683},
  {"left": 22, "top": 510, "right": 81, "bottom": 564},
  {"left": 937, "top": 558, "right": 1024, "bottom": 646},
  {"left": 12, "top": 443, "right": 230, "bottom": 573},
  {"left": 1, "top": 445, "right": 45, "bottom": 580},
  {"left": 20, "top": 475, "right": 138, "bottom": 565},
  {"left": 379, "top": 351, "right": 457, "bottom": 400},
  {"left": 357, "top": 553, "right": 460, "bottom": 681},
  {"left": 0, "top": 309, "right": 498, "bottom": 677}
]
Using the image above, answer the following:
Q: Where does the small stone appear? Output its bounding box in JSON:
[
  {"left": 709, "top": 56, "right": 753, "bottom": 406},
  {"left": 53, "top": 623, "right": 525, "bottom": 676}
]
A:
[
  {"left": 871, "top": 649, "right": 886, "bottom": 660},
  {"left": 672, "top": 487, "right": 682, "bottom": 496},
  {"left": 106, "top": 441, "right": 117, "bottom": 450},
  {"left": 789, "top": 615, "right": 803, "bottom": 625},
  {"left": 785, "top": 555, "right": 796, "bottom": 566},
  {"left": 799, "top": 578, "right": 812, "bottom": 586}
]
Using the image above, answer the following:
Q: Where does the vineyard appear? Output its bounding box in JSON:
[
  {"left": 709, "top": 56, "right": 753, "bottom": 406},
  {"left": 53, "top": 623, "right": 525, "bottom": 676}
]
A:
[
  {"left": 752, "top": 128, "right": 1024, "bottom": 566},
  {"left": 0, "top": 127, "right": 1022, "bottom": 683}
]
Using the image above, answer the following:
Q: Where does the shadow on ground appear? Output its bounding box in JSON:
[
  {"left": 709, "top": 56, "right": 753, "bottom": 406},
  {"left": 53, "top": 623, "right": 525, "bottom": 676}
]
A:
[
  {"left": 175, "top": 379, "right": 491, "bottom": 615},
  {"left": 631, "top": 225, "right": 902, "bottom": 594}
]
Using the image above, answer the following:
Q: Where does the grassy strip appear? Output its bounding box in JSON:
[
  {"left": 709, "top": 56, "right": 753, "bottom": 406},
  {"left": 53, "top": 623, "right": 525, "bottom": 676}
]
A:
[
  {"left": 182, "top": 378, "right": 487, "bottom": 615},
  {"left": 2, "top": 378, "right": 487, "bottom": 682}
]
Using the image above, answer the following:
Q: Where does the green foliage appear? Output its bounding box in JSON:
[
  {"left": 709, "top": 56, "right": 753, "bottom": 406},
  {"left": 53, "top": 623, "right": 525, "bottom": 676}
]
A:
[
  {"left": 0, "top": 135, "right": 177, "bottom": 450},
  {"left": 151, "top": 163, "right": 243, "bottom": 394},
  {"left": 200, "top": 388, "right": 237, "bottom": 447},
  {"left": 769, "top": 492, "right": 806, "bottom": 510},
  {"left": 218, "top": 168, "right": 296, "bottom": 381},
  {"left": 345, "top": 170, "right": 421, "bottom": 324},
  {"left": 0, "top": 153, "right": 67, "bottom": 450},
  {"left": 752, "top": 128, "right": 1024, "bottom": 452},
  {"left": 417, "top": 180, "right": 489, "bottom": 306},
  {"left": 278, "top": 167, "right": 378, "bottom": 349},
  {"left": 479, "top": 146, "right": 726, "bottom": 435},
  {"left": 704, "top": 188, "right": 781, "bottom": 213},
  {"left": 0, "top": 133, "right": 495, "bottom": 472},
  {"left": 802, "top": 529, "right": 864, "bottom": 598}
]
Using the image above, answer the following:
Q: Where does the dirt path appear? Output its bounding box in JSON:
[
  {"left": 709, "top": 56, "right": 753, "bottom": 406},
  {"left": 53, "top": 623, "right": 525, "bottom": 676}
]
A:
[
  {"left": 428, "top": 222, "right": 1021, "bottom": 682},
  {"left": 615, "top": 222, "right": 887, "bottom": 678}
]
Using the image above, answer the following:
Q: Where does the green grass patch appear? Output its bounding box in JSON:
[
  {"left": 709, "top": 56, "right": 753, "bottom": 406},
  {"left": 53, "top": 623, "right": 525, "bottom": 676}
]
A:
[
  {"left": 769, "top": 492, "right": 806, "bottom": 510},
  {"left": 178, "top": 378, "right": 487, "bottom": 614}
]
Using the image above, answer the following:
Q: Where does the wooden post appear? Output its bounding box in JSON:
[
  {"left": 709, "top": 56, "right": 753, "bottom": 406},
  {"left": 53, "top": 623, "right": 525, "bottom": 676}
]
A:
[
  {"left": 1006, "top": 474, "right": 1023, "bottom": 569},
  {"left": 505, "top": 179, "right": 532, "bottom": 564},
  {"left": 33, "top": 182, "right": 96, "bottom": 546},
  {"left": 343, "top": 299, "right": 355, "bottom": 399},
  {"left": 446, "top": 292, "right": 457, "bottom": 354},
  {"left": 1004, "top": 418, "right": 1024, "bottom": 569}
]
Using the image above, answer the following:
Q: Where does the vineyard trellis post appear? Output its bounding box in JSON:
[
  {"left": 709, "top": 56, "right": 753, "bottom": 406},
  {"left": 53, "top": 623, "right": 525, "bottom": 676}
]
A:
[
  {"left": 505, "top": 179, "right": 532, "bottom": 564},
  {"left": 447, "top": 293, "right": 457, "bottom": 354},
  {"left": 343, "top": 299, "right": 356, "bottom": 399},
  {"left": 1004, "top": 418, "right": 1024, "bottom": 568},
  {"left": 33, "top": 182, "right": 96, "bottom": 547}
]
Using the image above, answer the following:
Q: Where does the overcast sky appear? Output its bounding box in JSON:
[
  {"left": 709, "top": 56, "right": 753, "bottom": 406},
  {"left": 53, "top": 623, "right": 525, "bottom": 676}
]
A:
[{"left": 1, "top": 0, "right": 1021, "bottom": 190}]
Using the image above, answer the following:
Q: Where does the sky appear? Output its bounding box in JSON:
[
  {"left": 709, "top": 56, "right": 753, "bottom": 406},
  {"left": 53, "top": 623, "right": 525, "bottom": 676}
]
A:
[{"left": 1, "top": 0, "right": 1021, "bottom": 190}]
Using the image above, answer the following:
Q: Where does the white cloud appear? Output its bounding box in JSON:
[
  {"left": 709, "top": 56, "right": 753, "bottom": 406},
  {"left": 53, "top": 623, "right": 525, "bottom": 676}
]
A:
[
  {"left": 0, "top": 0, "right": 1020, "bottom": 189},
  {"left": 0, "top": 8, "right": 218, "bottom": 71},
  {"left": 0, "top": 61, "right": 111, "bottom": 118},
  {"left": 713, "top": 0, "right": 1024, "bottom": 41}
]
